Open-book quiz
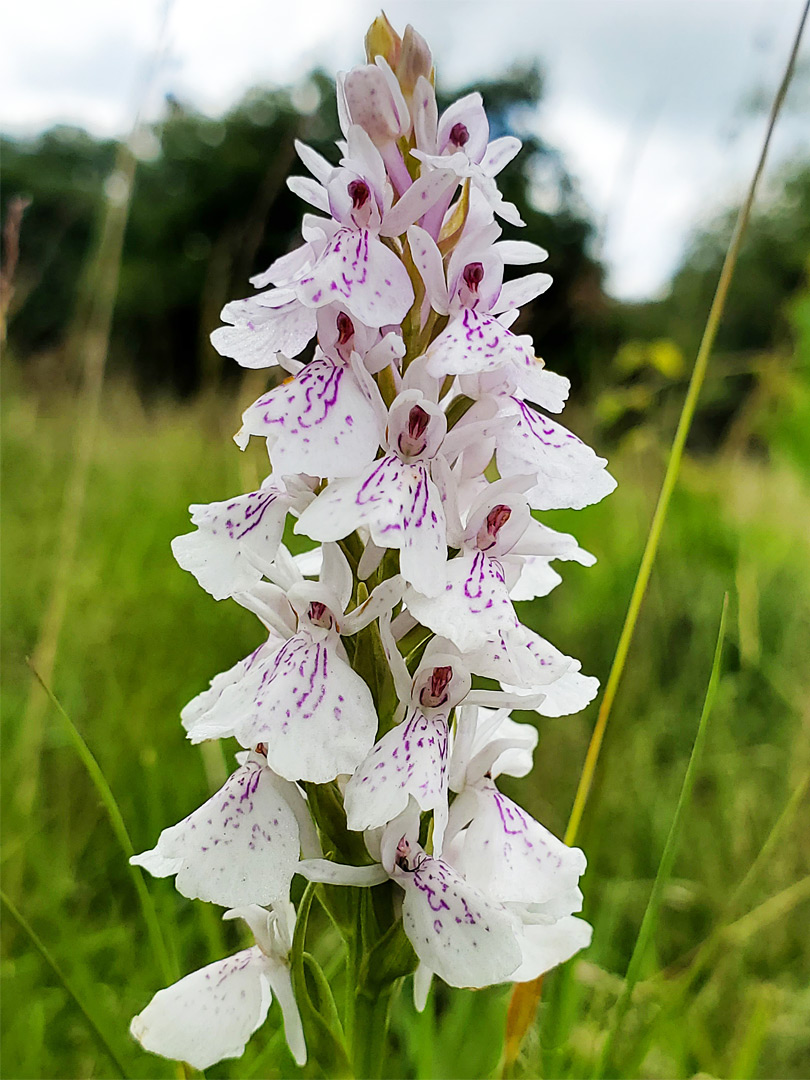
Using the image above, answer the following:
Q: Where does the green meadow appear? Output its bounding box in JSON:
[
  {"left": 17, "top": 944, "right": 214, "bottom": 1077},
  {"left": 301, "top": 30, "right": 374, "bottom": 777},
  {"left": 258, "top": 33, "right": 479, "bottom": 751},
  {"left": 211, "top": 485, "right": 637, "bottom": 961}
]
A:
[{"left": 2, "top": 316, "right": 809, "bottom": 1077}]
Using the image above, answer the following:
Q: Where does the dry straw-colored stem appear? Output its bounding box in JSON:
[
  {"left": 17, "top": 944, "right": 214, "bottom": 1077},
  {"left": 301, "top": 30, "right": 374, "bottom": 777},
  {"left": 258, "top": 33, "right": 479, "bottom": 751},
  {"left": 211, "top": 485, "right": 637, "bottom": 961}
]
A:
[
  {"left": 10, "top": 4, "right": 174, "bottom": 883},
  {"left": 502, "top": 1, "right": 809, "bottom": 1068}
]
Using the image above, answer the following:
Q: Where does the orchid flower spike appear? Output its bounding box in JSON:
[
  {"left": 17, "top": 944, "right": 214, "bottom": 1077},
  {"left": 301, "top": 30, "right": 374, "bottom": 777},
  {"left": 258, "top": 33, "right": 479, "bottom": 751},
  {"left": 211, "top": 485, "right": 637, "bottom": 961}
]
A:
[{"left": 133, "top": 15, "right": 617, "bottom": 1072}]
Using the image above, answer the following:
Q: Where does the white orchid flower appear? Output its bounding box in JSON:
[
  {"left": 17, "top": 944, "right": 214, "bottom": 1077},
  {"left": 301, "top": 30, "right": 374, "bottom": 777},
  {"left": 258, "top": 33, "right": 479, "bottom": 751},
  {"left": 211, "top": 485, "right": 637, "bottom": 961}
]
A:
[
  {"left": 295, "top": 389, "right": 451, "bottom": 596},
  {"left": 130, "top": 903, "right": 306, "bottom": 1069},
  {"left": 181, "top": 546, "right": 402, "bottom": 783}
]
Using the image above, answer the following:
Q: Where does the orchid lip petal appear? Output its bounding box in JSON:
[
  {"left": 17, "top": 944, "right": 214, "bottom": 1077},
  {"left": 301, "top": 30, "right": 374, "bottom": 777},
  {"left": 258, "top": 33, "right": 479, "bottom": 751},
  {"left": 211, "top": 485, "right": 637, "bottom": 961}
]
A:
[
  {"left": 231, "top": 632, "right": 379, "bottom": 783},
  {"left": 296, "top": 227, "right": 414, "bottom": 328},
  {"left": 397, "top": 853, "right": 523, "bottom": 988},
  {"left": 495, "top": 397, "right": 617, "bottom": 511},
  {"left": 450, "top": 783, "right": 587, "bottom": 907},
  {"left": 295, "top": 454, "right": 448, "bottom": 597},
  {"left": 130, "top": 759, "right": 301, "bottom": 908},
  {"left": 404, "top": 550, "right": 521, "bottom": 655},
  {"left": 129, "top": 947, "right": 274, "bottom": 1071}
]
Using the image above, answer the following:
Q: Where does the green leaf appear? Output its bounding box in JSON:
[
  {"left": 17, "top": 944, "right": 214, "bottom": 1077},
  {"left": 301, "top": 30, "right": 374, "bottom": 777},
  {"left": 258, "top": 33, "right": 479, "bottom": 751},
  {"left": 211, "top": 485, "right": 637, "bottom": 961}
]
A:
[
  {"left": 359, "top": 917, "right": 418, "bottom": 988},
  {"left": 302, "top": 782, "right": 372, "bottom": 867},
  {"left": 350, "top": 615, "right": 397, "bottom": 726}
]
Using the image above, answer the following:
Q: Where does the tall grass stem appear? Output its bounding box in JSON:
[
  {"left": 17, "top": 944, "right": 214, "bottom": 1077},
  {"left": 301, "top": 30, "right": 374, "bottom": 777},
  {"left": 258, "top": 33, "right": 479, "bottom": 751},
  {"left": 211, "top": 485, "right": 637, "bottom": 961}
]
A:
[
  {"left": 564, "top": 0, "right": 808, "bottom": 850},
  {"left": 502, "top": 2, "right": 808, "bottom": 1064},
  {"left": 11, "top": 1, "right": 174, "bottom": 874}
]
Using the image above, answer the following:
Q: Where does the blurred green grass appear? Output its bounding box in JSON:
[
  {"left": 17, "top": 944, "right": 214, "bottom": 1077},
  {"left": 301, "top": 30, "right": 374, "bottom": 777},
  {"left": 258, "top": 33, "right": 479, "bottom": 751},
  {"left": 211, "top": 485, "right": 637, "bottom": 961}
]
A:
[{"left": 2, "top": 364, "right": 809, "bottom": 1079}]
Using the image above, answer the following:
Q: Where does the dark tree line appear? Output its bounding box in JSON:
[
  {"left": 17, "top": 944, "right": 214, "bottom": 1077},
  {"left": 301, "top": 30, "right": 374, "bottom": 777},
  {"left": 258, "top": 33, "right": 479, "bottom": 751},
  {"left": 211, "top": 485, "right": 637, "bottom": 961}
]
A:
[
  {"left": 2, "top": 67, "right": 610, "bottom": 400},
  {"left": 3, "top": 65, "right": 806, "bottom": 450}
]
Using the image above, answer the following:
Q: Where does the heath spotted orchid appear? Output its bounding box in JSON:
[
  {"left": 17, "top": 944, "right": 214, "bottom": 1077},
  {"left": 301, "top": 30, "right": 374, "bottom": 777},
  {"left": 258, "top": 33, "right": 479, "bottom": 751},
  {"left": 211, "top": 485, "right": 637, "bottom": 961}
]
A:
[{"left": 130, "top": 16, "right": 615, "bottom": 1075}]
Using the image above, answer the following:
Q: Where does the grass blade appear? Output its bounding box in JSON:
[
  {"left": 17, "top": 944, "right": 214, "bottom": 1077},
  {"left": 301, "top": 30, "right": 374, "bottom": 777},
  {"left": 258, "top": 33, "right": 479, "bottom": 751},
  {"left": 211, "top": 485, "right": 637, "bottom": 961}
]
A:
[
  {"left": 25, "top": 660, "right": 178, "bottom": 986},
  {"left": 1, "top": 888, "right": 131, "bottom": 1078},
  {"left": 595, "top": 594, "right": 728, "bottom": 1076}
]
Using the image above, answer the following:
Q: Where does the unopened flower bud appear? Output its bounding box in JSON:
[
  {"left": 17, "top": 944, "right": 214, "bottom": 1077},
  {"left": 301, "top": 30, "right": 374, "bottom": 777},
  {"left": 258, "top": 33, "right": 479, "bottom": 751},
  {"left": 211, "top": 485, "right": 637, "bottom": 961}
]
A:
[
  {"left": 343, "top": 63, "right": 410, "bottom": 147},
  {"left": 396, "top": 24, "right": 433, "bottom": 100},
  {"left": 365, "top": 12, "right": 402, "bottom": 67}
]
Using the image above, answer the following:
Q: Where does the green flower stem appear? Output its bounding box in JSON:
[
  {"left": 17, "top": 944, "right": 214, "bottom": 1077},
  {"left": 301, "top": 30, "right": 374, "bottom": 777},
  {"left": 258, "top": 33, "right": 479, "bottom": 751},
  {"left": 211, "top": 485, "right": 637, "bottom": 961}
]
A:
[
  {"left": 340, "top": 887, "right": 407, "bottom": 1078},
  {"left": 350, "top": 984, "right": 397, "bottom": 1080}
]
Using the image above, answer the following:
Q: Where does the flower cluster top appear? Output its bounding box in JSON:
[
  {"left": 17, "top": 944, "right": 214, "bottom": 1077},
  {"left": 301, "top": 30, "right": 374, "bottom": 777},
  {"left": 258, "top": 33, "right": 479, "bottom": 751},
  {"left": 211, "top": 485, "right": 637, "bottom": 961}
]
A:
[{"left": 129, "top": 18, "right": 616, "bottom": 1073}]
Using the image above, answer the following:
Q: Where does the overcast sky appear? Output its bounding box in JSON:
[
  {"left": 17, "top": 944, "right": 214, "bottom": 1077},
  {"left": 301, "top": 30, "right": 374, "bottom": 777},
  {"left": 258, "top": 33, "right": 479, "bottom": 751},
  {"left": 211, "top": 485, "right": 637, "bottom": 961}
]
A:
[{"left": 2, "top": 0, "right": 808, "bottom": 299}]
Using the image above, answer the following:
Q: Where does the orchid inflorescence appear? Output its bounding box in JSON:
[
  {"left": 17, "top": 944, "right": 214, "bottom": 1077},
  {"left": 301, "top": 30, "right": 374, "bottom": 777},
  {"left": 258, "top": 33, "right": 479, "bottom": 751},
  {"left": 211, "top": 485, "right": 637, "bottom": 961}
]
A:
[{"left": 129, "top": 16, "right": 616, "bottom": 1073}]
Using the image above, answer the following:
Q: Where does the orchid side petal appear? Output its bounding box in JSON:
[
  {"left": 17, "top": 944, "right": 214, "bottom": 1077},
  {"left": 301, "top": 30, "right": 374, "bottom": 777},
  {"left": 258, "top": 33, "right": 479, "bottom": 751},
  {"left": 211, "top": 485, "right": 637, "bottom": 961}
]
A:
[
  {"left": 344, "top": 709, "right": 449, "bottom": 833},
  {"left": 381, "top": 171, "right": 458, "bottom": 237},
  {"left": 265, "top": 964, "right": 307, "bottom": 1066},
  {"left": 492, "top": 272, "right": 553, "bottom": 314},
  {"left": 479, "top": 136, "right": 522, "bottom": 177},
  {"left": 407, "top": 225, "right": 450, "bottom": 314},
  {"left": 171, "top": 486, "right": 292, "bottom": 600},
  {"left": 287, "top": 175, "right": 330, "bottom": 214},
  {"left": 294, "top": 139, "right": 335, "bottom": 185}
]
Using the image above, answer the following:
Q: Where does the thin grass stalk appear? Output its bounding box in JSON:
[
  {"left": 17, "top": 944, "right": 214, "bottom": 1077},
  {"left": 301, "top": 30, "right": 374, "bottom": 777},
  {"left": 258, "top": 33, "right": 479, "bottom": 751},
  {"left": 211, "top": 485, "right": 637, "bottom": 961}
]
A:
[
  {"left": 12, "top": 137, "right": 137, "bottom": 838},
  {"left": 646, "top": 875, "right": 810, "bottom": 1068},
  {"left": 618, "top": 772, "right": 810, "bottom": 1077},
  {"left": 502, "top": 3, "right": 809, "bottom": 1066},
  {"left": 727, "top": 768, "right": 810, "bottom": 911},
  {"left": 26, "top": 661, "right": 178, "bottom": 986},
  {"left": 1, "top": 889, "right": 132, "bottom": 1078},
  {"left": 693, "top": 875, "right": 810, "bottom": 986},
  {"left": 594, "top": 594, "right": 728, "bottom": 1076}
]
